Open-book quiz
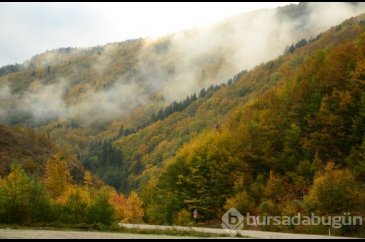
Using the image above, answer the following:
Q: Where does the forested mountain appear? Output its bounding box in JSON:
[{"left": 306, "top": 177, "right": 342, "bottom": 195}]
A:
[
  {"left": 0, "top": 3, "right": 364, "bottom": 236},
  {"left": 2, "top": 2, "right": 364, "bottom": 192},
  {"left": 140, "top": 14, "right": 365, "bottom": 236}
]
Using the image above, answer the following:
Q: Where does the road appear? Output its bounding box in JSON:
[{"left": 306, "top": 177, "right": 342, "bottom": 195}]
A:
[
  {"left": 0, "top": 228, "right": 207, "bottom": 239},
  {"left": 0, "top": 225, "right": 358, "bottom": 239},
  {"left": 119, "top": 223, "right": 357, "bottom": 239}
]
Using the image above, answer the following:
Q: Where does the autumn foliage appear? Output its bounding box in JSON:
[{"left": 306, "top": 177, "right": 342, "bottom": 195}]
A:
[
  {"left": 0, "top": 155, "right": 144, "bottom": 226},
  {"left": 141, "top": 16, "right": 365, "bottom": 236}
]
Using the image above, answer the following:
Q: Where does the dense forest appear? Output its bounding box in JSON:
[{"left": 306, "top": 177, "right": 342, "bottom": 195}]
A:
[
  {"left": 139, "top": 15, "right": 365, "bottom": 236},
  {"left": 0, "top": 3, "right": 364, "bottom": 237},
  {"left": 0, "top": 157, "right": 143, "bottom": 226}
]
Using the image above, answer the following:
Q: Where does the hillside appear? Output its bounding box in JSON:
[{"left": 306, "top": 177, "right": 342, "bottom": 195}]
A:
[
  {"left": 140, "top": 14, "right": 365, "bottom": 236},
  {"left": 110, "top": 5, "right": 365, "bottom": 193},
  {"left": 0, "top": 124, "right": 88, "bottom": 183},
  {"left": 2, "top": 2, "right": 364, "bottom": 193},
  {"left": 0, "top": 123, "right": 143, "bottom": 226},
  {"left": 0, "top": 2, "right": 364, "bottom": 191}
]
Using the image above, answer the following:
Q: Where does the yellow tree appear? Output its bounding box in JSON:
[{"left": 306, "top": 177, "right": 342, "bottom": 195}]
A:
[
  {"left": 304, "top": 162, "right": 363, "bottom": 214},
  {"left": 83, "top": 171, "right": 93, "bottom": 188},
  {"left": 44, "top": 154, "right": 73, "bottom": 199},
  {"left": 224, "top": 191, "right": 255, "bottom": 215},
  {"left": 124, "top": 191, "right": 144, "bottom": 223}
]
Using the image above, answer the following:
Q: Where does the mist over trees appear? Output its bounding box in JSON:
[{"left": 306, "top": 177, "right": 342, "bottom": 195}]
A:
[{"left": 0, "top": 3, "right": 365, "bottom": 237}]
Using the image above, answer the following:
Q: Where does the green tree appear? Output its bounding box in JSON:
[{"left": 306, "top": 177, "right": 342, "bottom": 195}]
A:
[
  {"left": 345, "top": 136, "right": 365, "bottom": 182},
  {"left": 87, "top": 187, "right": 115, "bottom": 225},
  {"left": 0, "top": 162, "right": 32, "bottom": 223},
  {"left": 0, "top": 162, "right": 50, "bottom": 223},
  {"left": 28, "top": 181, "right": 52, "bottom": 222},
  {"left": 61, "top": 186, "right": 90, "bottom": 224}
]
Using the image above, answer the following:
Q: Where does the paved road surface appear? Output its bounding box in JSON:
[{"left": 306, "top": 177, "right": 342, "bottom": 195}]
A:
[
  {"left": 119, "top": 223, "right": 357, "bottom": 239},
  {"left": 0, "top": 225, "right": 359, "bottom": 239},
  {"left": 0, "top": 229, "right": 205, "bottom": 239}
]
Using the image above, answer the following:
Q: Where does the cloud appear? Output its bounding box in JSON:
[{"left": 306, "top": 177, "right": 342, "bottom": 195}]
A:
[
  {"left": 306, "top": 2, "right": 365, "bottom": 33},
  {"left": 67, "top": 80, "right": 150, "bottom": 124},
  {"left": 0, "top": 2, "right": 295, "bottom": 67},
  {"left": 20, "top": 80, "right": 67, "bottom": 120},
  {"left": 0, "top": 85, "right": 13, "bottom": 121},
  {"left": 124, "top": 2, "right": 365, "bottom": 102},
  {"left": 1, "top": 2, "right": 365, "bottom": 125}
]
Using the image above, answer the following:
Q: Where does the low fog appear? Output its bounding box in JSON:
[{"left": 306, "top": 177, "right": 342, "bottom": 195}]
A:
[{"left": 1, "top": 2, "right": 365, "bottom": 125}]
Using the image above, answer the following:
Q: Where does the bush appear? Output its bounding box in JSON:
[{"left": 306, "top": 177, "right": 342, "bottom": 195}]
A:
[
  {"left": 174, "top": 209, "right": 192, "bottom": 226},
  {"left": 86, "top": 188, "right": 115, "bottom": 225}
]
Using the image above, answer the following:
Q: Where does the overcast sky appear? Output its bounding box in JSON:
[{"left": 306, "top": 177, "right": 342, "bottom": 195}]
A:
[{"left": 0, "top": 2, "right": 297, "bottom": 67}]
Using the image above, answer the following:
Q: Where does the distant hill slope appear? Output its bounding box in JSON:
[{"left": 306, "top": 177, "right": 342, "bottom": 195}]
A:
[
  {"left": 0, "top": 124, "right": 87, "bottom": 182},
  {"left": 0, "top": 3, "right": 365, "bottom": 193}
]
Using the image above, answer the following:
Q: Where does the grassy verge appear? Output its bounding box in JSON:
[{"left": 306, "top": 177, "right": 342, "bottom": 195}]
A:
[{"left": 114, "top": 226, "right": 231, "bottom": 237}]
